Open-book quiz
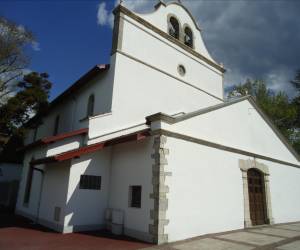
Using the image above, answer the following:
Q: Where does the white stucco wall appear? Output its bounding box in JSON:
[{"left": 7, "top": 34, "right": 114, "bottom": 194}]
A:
[
  {"left": 34, "top": 101, "right": 74, "bottom": 142},
  {"left": 121, "top": 13, "right": 223, "bottom": 98},
  {"left": 64, "top": 149, "right": 111, "bottom": 232},
  {"left": 89, "top": 52, "right": 222, "bottom": 139},
  {"left": 157, "top": 99, "right": 299, "bottom": 165},
  {"left": 138, "top": 2, "right": 217, "bottom": 66},
  {"left": 263, "top": 160, "right": 300, "bottom": 223},
  {"left": 16, "top": 167, "right": 43, "bottom": 220},
  {"left": 88, "top": 3, "right": 225, "bottom": 140},
  {"left": 46, "top": 135, "right": 83, "bottom": 157},
  {"left": 24, "top": 65, "right": 114, "bottom": 146},
  {"left": 165, "top": 137, "right": 245, "bottom": 242},
  {"left": 109, "top": 138, "right": 154, "bottom": 241},
  {"left": 165, "top": 136, "right": 300, "bottom": 242},
  {"left": 16, "top": 148, "right": 46, "bottom": 218},
  {"left": 71, "top": 68, "right": 115, "bottom": 131},
  {"left": 38, "top": 161, "right": 70, "bottom": 231}
]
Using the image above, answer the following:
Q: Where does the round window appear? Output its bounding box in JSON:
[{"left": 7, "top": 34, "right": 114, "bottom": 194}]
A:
[{"left": 178, "top": 65, "right": 186, "bottom": 76}]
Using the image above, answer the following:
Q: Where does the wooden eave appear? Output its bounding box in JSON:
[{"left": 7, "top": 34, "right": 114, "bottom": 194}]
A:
[
  {"left": 30, "top": 129, "right": 150, "bottom": 166},
  {"left": 20, "top": 128, "right": 88, "bottom": 151}
]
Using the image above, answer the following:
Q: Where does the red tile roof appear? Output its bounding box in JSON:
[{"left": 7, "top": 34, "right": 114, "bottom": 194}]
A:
[
  {"left": 20, "top": 128, "right": 88, "bottom": 151},
  {"left": 30, "top": 130, "right": 150, "bottom": 166}
]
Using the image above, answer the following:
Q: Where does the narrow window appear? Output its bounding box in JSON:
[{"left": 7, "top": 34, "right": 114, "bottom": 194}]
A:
[
  {"left": 168, "top": 17, "right": 179, "bottom": 39},
  {"left": 79, "top": 175, "right": 101, "bottom": 190},
  {"left": 184, "top": 27, "right": 193, "bottom": 48},
  {"left": 129, "top": 185, "right": 142, "bottom": 208},
  {"left": 87, "top": 94, "right": 95, "bottom": 117},
  {"left": 23, "top": 164, "right": 34, "bottom": 204},
  {"left": 53, "top": 115, "right": 60, "bottom": 136}
]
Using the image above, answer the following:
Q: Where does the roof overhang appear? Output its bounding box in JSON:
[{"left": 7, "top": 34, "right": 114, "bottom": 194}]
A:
[
  {"left": 30, "top": 129, "right": 150, "bottom": 166},
  {"left": 146, "top": 95, "right": 300, "bottom": 163},
  {"left": 20, "top": 128, "right": 88, "bottom": 152},
  {"left": 26, "top": 64, "right": 110, "bottom": 128}
]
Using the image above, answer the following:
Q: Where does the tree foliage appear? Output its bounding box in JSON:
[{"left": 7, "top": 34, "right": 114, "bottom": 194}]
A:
[
  {"left": 291, "top": 69, "right": 300, "bottom": 91},
  {"left": 0, "top": 16, "right": 52, "bottom": 163},
  {"left": 0, "top": 16, "right": 34, "bottom": 104},
  {"left": 290, "top": 70, "right": 300, "bottom": 153},
  {"left": 0, "top": 72, "right": 52, "bottom": 137}
]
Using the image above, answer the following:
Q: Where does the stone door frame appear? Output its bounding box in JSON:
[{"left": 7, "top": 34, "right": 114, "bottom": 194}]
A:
[{"left": 239, "top": 159, "right": 274, "bottom": 227}]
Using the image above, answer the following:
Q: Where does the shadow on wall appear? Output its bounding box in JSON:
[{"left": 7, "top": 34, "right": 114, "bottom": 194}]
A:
[
  {"left": 0, "top": 181, "right": 19, "bottom": 211},
  {"left": 64, "top": 147, "right": 111, "bottom": 233}
]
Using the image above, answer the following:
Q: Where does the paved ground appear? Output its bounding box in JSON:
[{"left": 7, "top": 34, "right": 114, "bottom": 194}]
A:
[
  {"left": 0, "top": 207, "right": 151, "bottom": 250},
  {"left": 141, "top": 223, "right": 300, "bottom": 250},
  {"left": 1, "top": 207, "right": 300, "bottom": 250}
]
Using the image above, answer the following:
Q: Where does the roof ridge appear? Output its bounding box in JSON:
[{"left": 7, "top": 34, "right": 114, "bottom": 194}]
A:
[{"left": 146, "top": 95, "right": 251, "bottom": 124}]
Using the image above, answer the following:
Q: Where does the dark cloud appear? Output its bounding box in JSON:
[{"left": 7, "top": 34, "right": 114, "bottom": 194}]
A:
[{"left": 182, "top": 0, "right": 300, "bottom": 95}]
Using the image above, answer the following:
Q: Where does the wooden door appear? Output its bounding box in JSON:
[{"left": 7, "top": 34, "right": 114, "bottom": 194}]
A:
[{"left": 247, "top": 168, "right": 267, "bottom": 225}]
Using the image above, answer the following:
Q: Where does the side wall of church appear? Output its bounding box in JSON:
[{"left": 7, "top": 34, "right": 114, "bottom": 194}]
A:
[
  {"left": 16, "top": 147, "right": 47, "bottom": 220},
  {"left": 108, "top": 138, "right": 154, "bottom": 242},
  {"left": 87, "top": 5, "right": 224, "bottom": 140},
  {"left": 24, "top": 64, "right": 115, "bottom": 146},
  {"left": 16, "top": 146, "right": 71, "bottom": 233},
  {"left": 120, "top": 10, "right": 224, "bottom": 99},
  {"left": 38, "top": 161, "right": 70, "bottom": 232},
  {"left": 157, "top": 99, "right": 299, "bottom": 165},
  {"left": 63, "top": 148, "right": 112, "bottom": 233},
  {"left": 164, "top": 136, "right": 300, "bottom": 243}
]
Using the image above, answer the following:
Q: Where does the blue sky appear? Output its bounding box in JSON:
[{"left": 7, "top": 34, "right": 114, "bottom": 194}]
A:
[
  {"left": 1, "top": 0, "right": 300, "bottom": 99},
  {"left": 1, "top": 0, "right": 115, "bottom": 100}
]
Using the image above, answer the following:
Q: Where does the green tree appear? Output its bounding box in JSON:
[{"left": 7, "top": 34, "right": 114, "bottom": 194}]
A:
[
  {"left": 0, "top": 72, "right": 52, "bottom": 162},
  {"left": 291, "top": 69, "right": 300, "bottom": 90},
  {"left": 228, "top": 79, "right": 297, "bottom": 143},
  {"left": 0, "top": 16, "right": 34, "bottom": 104},
  {"left": 0, "top": 72, "right": 52, "bottom": 137},
  {"left": 290, "top": 69, "right": 300, "bottom": 153},
  {"left": 0, "top": 16, "right": 51, "bottom": 162}
]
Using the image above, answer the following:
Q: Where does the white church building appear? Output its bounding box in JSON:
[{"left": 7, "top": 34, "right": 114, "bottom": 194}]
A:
[{"left": 16, "top": 1, "right": 300, "bottom": 244}]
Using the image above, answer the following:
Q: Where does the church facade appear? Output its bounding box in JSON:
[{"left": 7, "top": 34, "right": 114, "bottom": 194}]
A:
[{"left": 16, "top": 1, "right": 300, "bottom": 244}]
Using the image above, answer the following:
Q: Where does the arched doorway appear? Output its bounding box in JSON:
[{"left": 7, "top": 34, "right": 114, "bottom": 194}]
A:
[{"left": 247, "top": 168, "right": 267, "bottom": 225}]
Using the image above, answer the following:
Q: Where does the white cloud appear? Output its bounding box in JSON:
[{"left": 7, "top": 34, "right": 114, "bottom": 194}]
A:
[
  {"left": 181, "top": 0, "right": 300, "bottom": 96},
  {"left": 122, "top": 0, "right": 153, "bottom": 13},
  {"left": 97, "top": 2, "right": 109, "bottom": 26},
  {"left": 97, "top": 1, "right": 115, "bottom": 28},
  {"left": 96, "top": 0, "right": 153, "bottom": 28},
  {"left": 31, "top": 41, "right": 41, "bottom": 51}
]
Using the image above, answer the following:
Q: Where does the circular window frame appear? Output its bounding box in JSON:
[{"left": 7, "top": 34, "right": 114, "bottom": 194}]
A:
[{"left": 178, "top": 64, "right": 186, "bottom": 76}]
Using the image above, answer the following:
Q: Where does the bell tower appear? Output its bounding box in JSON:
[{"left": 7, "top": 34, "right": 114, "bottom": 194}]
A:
[{"left": 89, "top": 1, "right": 226, "bottom": 138}]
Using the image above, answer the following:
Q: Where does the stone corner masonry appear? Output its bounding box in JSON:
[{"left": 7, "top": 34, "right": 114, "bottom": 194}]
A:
[{"left": 149, "top": 135, "right": 171, "bottom": 244}]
